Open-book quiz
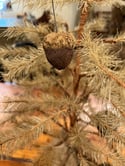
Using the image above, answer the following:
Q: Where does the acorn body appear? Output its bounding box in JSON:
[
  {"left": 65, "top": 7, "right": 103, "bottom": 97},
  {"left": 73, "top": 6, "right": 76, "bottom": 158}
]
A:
[{"left": 43, "top": 32, "right": 76, "bottom": 70}]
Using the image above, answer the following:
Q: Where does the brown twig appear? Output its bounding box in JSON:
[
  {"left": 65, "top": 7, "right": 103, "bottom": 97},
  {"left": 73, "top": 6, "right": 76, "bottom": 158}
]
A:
[
  {"left": 77, "top": 3, "right": 90, "bottom": 39},
  {"left": 103, "top": 38, "right": 117, "bottom": 44},
  {"left": 73, "top": 2, "right": 90, "bottom": 96},
  {"left": 103, "top": 37, "right": 125, "bottom": 44}
]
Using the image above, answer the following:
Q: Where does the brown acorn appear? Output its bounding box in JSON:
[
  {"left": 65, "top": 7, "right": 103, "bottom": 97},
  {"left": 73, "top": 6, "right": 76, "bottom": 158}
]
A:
[{"left": 43, "top": 32, "right": 76, "bottom": 70}]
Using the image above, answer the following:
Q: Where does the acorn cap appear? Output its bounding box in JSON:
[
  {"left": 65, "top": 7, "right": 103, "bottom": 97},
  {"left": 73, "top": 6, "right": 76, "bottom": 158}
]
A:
[{"left": 43, "top": 32, "right": 76, "bottom": 70}]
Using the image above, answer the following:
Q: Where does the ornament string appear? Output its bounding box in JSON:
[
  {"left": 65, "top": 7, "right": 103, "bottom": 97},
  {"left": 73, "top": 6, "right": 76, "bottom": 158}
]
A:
[{"left": 52, "top": 0, "right": 58, "bottom": 32}]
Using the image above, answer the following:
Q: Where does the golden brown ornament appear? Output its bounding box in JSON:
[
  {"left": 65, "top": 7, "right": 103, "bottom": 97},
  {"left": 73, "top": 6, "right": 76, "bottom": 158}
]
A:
[{"left": 43, "top": 32, "right": 76, "bottom": 70}]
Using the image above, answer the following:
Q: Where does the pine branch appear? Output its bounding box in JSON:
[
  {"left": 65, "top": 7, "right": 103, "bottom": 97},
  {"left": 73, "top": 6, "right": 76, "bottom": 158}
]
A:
[
  {"left": 2, "top": 46, "right": 50, "bottom": 82},
  {"left": 97, "top": 63, "right": 125, "bottom": 89},
  {"left": 1, "top": 107, "right": 70, "bottom": 154},
  {"left": 1, "top": 25, "right": 51, "bottom": 42},
  {"left": 1, "top": 26, "right": 37, "bottom": 38},
  {"left": 0, "top": 47, "right": 29, "bottom": 59},
  {"left": 12, "top": 0, "right": 111, "bottom": 8},
  {"left": 80, "top": 30, "right": 125, "bottom": 96}
]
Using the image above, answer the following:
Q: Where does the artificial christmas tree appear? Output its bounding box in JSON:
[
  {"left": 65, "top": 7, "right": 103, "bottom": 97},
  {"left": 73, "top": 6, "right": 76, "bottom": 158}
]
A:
[{"left": 0, "top": 0, "right": 125, "bottom": 166}]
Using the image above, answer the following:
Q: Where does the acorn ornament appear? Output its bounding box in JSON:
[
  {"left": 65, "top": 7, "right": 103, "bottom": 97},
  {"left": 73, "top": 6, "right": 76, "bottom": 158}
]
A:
[{"left": 43, "top": 32, "right": 76, "bottom": 70}]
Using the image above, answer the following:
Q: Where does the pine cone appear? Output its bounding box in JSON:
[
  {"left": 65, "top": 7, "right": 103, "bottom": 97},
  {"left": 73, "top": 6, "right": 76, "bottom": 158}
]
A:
[{"left": 43, "top": 32, "right": 76, "bottom": 70}]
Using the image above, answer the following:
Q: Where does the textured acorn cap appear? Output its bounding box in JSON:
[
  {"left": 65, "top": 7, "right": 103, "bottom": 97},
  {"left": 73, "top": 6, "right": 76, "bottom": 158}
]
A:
[{"left": 43, "top": 32, "right": 76, "bottom": 70}]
